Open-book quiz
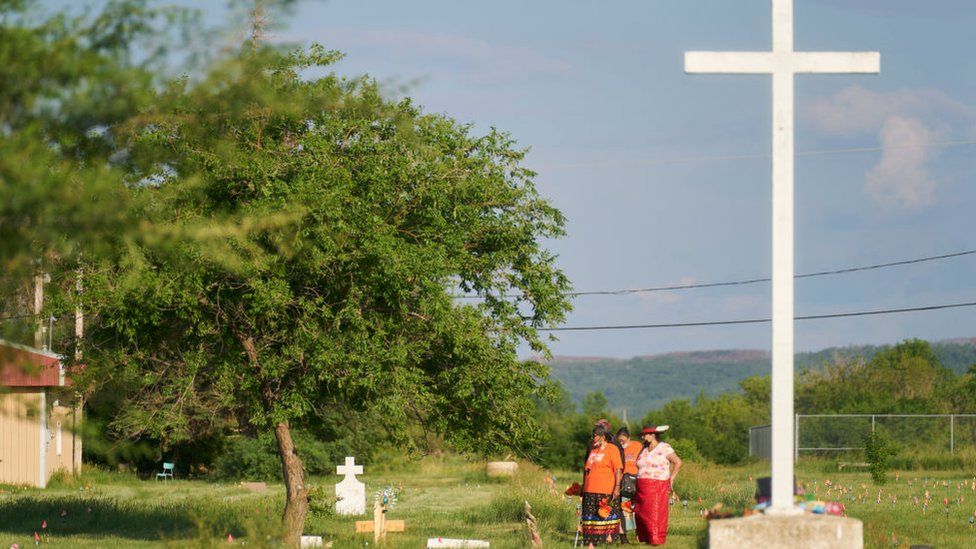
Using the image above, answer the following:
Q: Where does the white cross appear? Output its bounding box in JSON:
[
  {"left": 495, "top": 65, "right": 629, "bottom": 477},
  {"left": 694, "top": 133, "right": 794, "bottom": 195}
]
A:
[
  {"left": 684, "top": 0, "right": 879, "bottom": 513},
  {"left": 337, "top": 456, "right": 363, "bottom": 478}
]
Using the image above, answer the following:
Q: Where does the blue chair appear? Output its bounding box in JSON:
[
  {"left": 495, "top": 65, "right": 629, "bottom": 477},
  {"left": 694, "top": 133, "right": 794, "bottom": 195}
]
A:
[{"left": 156, "top": 462, "right": 175, "bottom": 481}]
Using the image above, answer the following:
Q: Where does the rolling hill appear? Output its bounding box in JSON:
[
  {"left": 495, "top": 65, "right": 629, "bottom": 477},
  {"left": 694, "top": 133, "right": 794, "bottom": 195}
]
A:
[{"left": 546, "top": 338, "right": 976, "bottom": 420}]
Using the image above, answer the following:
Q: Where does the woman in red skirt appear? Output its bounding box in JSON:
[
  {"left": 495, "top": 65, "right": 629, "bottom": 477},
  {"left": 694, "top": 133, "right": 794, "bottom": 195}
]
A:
[{"left": 632, "top": 425, "right": 682, "bottom": 545}]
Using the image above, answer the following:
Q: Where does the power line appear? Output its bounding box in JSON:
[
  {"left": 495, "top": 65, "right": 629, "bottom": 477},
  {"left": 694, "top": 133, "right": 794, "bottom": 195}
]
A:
[
  {"left": 542, "top": 139, "right": 976, "bottom": 170},
  {"left": 540, "top": 299, "right": 976, "bottom": 332},
  {"left": 455, "top": 248, "right": 976, "bottom": 299}
]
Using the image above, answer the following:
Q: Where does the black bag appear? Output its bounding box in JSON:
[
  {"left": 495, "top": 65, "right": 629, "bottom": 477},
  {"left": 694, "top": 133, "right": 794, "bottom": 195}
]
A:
[{"left": 620, "top": 473, "right": 637, "bottom": 498}]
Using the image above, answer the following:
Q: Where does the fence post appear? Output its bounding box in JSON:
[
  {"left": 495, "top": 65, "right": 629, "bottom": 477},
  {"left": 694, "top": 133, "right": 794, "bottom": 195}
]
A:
[
  {"left": 871, "top": 415, "right": 875, "bottom": 434},
  {"left": 794, "top": 414, "right": 799, "bottom": 461},
  {"left": 951, "top": 415, "right": 955, "bottom": 454}
]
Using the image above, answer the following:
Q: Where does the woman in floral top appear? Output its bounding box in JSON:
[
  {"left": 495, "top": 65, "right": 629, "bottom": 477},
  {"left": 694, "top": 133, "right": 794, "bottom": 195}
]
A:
[{"left": 633, "top": 425, "right": 682, "bottom": 545}]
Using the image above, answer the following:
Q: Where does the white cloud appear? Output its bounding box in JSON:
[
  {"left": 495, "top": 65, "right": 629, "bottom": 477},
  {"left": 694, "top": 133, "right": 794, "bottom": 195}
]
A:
[
  {"left": 866, "top": 116, "right": 938, "bottom": 208},
  {"left": 805, "top": 86, "right": 976, "bottom": 209}
]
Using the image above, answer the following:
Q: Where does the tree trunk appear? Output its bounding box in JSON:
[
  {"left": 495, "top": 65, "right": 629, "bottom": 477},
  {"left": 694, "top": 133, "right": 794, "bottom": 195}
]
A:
[{"left": 275, "top": 421, "right": 308, "bottom": 547}]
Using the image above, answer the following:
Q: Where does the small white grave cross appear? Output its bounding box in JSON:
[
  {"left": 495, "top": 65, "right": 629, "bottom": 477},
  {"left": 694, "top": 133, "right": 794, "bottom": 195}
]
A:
[
  {"left": 335, "top": 456, "right": 366, "bottom": 516},
  {"left": 337, "top": 456, "right": 364, "bottom": 478},
  {"left": 683, "top": 0, "right": 879, "bottom": 513}
]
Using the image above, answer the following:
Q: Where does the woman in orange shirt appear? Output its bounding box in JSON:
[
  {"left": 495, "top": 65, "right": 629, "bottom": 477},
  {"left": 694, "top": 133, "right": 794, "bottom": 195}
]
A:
[{"left": 581, "top": 425, "right": 623, "bottom": 546}]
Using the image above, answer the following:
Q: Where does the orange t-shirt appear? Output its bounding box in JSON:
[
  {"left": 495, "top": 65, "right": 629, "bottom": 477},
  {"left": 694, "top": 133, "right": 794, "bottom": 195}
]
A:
[
  {"left": 622, "top": 440, "right": 641, "bottom": 475},
  {"left": 583, "top": 443, "right": 623, "bottom": 495}
]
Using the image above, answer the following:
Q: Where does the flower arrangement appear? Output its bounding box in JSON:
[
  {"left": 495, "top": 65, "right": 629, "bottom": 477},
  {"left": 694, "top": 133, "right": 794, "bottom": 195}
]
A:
[{"left": 374, "top": 485, "right": 400, "bottom": 510}]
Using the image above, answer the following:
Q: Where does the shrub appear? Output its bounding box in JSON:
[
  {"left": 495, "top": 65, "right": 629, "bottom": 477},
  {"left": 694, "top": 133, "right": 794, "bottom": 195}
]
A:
[
  {"left": 864, "top": 431, "right": 894, "bottom": 484},
  {"left": 669, "top": 437, "right": 704, "bottom": 463},
  {"left": 211, "top": 430, "right": 362, "bottom": 481},
  {"left": 211, "top": 435, "right": 282, "bottom": 481}
]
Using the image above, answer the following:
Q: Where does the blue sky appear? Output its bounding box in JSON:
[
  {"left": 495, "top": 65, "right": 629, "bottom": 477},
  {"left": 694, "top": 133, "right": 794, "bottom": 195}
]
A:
[{"left": 48, "top": 1, "right": 976, "bottom": 358}]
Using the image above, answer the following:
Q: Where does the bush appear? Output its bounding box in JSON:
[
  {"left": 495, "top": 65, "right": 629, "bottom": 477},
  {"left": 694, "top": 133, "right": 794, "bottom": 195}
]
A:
[
  {"left": 212, "top": 435, "right": 283, "bottom": 481},
  {"left": 211, "top": 430, "right": 368, "bottom": 481},
  {"left": 864, "top": 431, "right": 894, "bottom": 484},
  {"left": 669, "top": 437, "right": 704, "bottom": 463}
]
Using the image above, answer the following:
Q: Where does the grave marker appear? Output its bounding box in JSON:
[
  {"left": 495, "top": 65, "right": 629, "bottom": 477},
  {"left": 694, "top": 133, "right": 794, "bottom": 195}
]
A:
[
  {"left": 334, "top": 456, "right": 366, "bottom": 515},
  {"left": 354, "top": 495, "right": 405, "bottom": 542}
]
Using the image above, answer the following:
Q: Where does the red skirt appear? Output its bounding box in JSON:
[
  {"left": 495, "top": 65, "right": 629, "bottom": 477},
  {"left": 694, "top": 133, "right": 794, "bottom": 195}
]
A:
[{"left": 633, "top": 478, "right": 670, "bottom": 545}]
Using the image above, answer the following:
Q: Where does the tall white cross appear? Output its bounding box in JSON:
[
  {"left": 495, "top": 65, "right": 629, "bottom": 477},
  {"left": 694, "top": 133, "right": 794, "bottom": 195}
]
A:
[{"left": 684, "top": 0, "right": 879, "bottom": 513}]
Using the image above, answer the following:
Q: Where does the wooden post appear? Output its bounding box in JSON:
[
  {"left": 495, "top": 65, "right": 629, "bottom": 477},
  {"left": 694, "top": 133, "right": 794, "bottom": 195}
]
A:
[
  {"left": 373, "top": 497, "right": 383, "bottom": 544},
  {"left": 524, "top": 500, "right": 542, "bottom": 548}
]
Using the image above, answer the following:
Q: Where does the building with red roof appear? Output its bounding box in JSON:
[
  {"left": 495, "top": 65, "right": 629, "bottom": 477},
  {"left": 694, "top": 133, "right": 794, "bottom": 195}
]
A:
[{"left": 0, "top": 340, "right": 82, "bottom": 487}]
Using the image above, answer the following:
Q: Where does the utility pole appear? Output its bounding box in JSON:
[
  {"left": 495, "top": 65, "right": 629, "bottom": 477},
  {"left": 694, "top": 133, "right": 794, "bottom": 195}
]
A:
[
  {"left": 74, "top": 269, "right": 83, "bottom": 360},
  {"left": 33, "top": 273, "right": 49, "bottom": 349},
  {"left": 73, "top": 268, "right": 84, "bottom": 473}
]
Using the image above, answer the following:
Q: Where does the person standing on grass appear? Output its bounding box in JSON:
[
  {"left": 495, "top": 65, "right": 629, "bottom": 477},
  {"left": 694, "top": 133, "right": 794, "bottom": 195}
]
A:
[
  {"left": 591, "top": 418, "right": 628, "bottom": 543},
  {"left": 632, "top": 425, "right": 682, "bottom": 546},
  {"left": 587, "top": 418, "right": 626, "bottom": 465},
  {"left": 582, "top": 425, "right": 624, "bottom": 546},
  {"left": 617, "top": 427, "right": 641, "bottom": 541}
]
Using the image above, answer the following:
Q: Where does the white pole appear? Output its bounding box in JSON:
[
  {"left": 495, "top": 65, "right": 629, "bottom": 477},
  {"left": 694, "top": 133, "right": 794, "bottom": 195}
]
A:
[
  {"left": 951, "top": 415, "right": 955, "bottom": 454},
  {"left": 74, "top": 269, "right": 84, "bottom": 475},
  {"left": 38, "top": 389, "right": 47, "bottom": 488},
  {"left": 769, "top": 0, "right": 795, "bottom": 511},
  {"left": 33, "top": 274, "right": 45, "bottom": 349},
  {"left": 75, "top": 269, "right": 83, "bottom": 361},
  {"left": 794, "top": 414, "right": 799, "bottom": 461}
]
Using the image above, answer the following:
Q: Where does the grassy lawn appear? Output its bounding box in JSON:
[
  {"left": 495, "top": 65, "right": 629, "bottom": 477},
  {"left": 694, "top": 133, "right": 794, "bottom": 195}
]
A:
[{"left": 1, "top": 456, "right": 974, "bottom": 547}]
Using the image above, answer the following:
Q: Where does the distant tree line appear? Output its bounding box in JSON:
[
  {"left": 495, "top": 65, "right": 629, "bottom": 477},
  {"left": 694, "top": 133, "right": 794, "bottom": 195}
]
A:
[
  {"left": 546, "top": 340, "right": 976, "bottom": 420},
  {"left": 531, "top": 339, "right": 976, "bottom": 469}
]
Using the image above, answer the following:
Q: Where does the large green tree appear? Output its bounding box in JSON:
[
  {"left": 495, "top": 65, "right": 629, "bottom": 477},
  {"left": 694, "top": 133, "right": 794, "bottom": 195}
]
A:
[
  {"left": 81, "top": 41, "right": 571, "bottom": 543},
  {"left": 0, "top": 0, "right": 198, "bottom": 282}
]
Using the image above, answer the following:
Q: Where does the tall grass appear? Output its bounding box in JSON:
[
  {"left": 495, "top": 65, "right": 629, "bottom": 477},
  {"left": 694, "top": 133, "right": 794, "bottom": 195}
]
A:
[
  {"left": 6, "top": 454, "right": 976, "bottom": 548},
  {"left": 798, "top": 447, "right": 976, "bottom": 473}
]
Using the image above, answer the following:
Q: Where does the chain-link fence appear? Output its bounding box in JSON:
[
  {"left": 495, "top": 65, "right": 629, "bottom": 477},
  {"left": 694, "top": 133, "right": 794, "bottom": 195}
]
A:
[
  {"left": 796, "top": 414, "right": 976, "bottom": 456},
  {"left": 748, "top": 415, "right": 976, "bottom": 459}
]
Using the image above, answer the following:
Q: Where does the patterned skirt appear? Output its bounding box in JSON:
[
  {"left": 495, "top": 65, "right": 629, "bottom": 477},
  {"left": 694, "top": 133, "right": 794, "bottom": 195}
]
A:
[
  {"left": 633, "top": 478, "right": 671, "bottom": 545},
  {"left": 581, "top": 492, "right": 621, "bottom": 545}
]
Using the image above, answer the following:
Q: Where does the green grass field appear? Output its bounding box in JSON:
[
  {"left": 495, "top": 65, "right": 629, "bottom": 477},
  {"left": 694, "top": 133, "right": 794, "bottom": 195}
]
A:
[{"left": 1, "top": 456, "right": 974, "bottom": 548}]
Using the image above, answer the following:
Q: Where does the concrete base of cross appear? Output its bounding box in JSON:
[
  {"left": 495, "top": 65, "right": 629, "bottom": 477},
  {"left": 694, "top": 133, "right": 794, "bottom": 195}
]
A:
[{"left": 709, "top": 514, "right": 862, "bottom": 549}]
